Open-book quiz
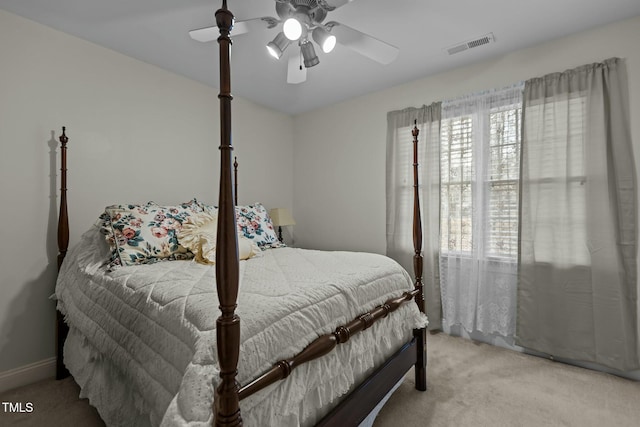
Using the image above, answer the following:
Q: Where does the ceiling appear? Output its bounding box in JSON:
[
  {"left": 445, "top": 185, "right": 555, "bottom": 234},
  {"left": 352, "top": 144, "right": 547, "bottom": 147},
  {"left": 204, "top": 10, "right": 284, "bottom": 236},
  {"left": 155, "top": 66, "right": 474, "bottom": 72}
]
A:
[{"left": 2, "top": 0, "right": 640, "bottom": 115}]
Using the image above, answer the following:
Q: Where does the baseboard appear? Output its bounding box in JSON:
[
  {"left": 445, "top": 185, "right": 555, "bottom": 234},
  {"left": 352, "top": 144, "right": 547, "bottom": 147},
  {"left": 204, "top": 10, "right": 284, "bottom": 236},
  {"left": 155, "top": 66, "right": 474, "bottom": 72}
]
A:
[{"left": 0, "top": 358, "right": 56, "bottom": 394}]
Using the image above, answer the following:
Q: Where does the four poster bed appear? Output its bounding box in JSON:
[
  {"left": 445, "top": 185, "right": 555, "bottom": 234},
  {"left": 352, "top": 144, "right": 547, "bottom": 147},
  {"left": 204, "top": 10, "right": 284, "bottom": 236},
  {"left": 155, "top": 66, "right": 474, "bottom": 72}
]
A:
[{"left": 53, "top": 1, "right": 428, "bottom": 426}]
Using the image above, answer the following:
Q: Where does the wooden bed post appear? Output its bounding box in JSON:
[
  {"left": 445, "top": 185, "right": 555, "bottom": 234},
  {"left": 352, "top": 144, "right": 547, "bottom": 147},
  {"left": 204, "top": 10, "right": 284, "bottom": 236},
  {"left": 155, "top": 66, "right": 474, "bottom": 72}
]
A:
[
  {"left": 234, "top": 157, "right": 238, "bottom": 206},
  {"left": 57, "top": 127, "right": 69, "bottom": 270},
  {"left": 412, "top": 120, "right": 427, "bottom": 391},
  {"left": 213, "top": 1, "right": 242, "bottom": 426},
  {"left": 56, "top": 126, "right": 70, "bottom": 380}
]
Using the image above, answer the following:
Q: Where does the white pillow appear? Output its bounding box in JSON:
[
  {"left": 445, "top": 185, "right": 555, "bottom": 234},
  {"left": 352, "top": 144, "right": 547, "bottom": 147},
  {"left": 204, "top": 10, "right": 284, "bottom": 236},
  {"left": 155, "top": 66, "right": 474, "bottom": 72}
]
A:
[{"left": 179, "top": 211, "right": 260, "bottom": 265}]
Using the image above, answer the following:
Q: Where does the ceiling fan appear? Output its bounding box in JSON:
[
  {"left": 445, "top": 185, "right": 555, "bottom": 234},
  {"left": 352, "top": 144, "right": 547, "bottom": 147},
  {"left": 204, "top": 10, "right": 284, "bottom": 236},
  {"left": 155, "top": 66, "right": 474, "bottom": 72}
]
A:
[{"left": 189, "top": 0, "right": 399, "bottom": 84}]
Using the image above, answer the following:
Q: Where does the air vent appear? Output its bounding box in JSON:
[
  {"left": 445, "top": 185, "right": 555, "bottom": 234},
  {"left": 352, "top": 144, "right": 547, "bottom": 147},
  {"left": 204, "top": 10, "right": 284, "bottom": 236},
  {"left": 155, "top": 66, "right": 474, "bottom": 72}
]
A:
[{"left": 446, "top": 33, "right": 495, "bottom": 55}]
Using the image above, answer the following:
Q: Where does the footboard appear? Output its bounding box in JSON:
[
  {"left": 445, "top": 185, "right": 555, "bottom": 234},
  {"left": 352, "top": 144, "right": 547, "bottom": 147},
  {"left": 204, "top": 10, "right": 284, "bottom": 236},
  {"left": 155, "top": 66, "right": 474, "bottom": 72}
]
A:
[
  {"left": 238, "top": 290, "right": 420, "bottom": 400},
  {"left": 317, "top": 338, "right": 419, "bottom": 426}
]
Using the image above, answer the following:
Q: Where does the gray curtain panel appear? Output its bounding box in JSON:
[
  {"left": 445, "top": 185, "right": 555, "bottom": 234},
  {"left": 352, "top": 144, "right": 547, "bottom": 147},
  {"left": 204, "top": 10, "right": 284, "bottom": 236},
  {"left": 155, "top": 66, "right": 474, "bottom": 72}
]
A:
[
  {"left": 517, "top": 58, "right": 639, "bottom": 370},
  {"left": 386, "top": 103, "right": 442, "bottom": 329}
]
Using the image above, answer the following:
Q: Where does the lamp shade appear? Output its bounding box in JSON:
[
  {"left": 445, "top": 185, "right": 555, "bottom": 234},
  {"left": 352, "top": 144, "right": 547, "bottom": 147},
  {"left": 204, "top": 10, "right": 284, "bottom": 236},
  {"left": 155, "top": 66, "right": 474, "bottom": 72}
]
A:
[{"left": 269, "top": 208, "right": 296, "bottom": 227}]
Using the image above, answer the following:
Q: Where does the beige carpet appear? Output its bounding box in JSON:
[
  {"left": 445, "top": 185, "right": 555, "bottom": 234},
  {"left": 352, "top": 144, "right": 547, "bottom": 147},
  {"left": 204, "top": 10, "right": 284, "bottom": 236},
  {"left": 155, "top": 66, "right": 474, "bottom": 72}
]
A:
[
  {"left": 1, "top": 333, "right": 639, "bottom": 426},
  {"left": 0, "top": 374, "right": 104, "bottom": 427},
  {"left": 374, "top": 333, "right": 640, "bottom": 427}
]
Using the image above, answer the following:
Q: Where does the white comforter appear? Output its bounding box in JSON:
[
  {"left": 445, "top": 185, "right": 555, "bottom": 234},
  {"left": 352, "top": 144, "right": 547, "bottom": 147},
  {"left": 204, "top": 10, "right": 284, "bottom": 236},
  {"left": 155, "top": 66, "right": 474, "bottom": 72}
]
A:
[{"left": 56, "top": 227, "right": 427, "bottom": 427}]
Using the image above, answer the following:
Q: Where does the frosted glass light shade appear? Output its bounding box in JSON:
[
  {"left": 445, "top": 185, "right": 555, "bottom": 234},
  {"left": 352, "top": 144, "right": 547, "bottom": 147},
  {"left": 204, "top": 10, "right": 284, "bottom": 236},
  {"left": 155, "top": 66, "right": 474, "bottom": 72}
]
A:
[
  {"left": 266, "top": 32, "right": 290, "bottom": 59},
  {"left": 283, "top": 18, "right": 303, "bottom": 41},
  {"left": 301, "top": 41, "right": 319, "bottom": 68},
  {"left": 312, "top": 27, "right": 336, "bottom": 53}
]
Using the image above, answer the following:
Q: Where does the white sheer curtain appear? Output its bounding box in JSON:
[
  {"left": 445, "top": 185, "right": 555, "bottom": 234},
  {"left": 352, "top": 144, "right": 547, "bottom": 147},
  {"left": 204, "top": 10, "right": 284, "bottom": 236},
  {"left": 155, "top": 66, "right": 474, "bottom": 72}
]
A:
[
  {"left": 439, "top": 85, "right": 523, "bottom": 338},
  {"left": 386, "top": 103, "right": 442, "bottom": 329},
  {"left": 517, "top": 58, "right": 638, "bottom": 371}
]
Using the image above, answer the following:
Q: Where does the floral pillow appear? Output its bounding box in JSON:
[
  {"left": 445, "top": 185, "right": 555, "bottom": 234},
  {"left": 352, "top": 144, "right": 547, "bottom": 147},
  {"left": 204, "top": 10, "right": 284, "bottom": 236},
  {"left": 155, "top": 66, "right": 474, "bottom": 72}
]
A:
[
  {"left": 97, "top": 202, "right": 158, "bottom": 268},
  {"left": 235, "top": 203, "right": 285, "bottom": 249},
  {"left": 178, "top": 211, "right": 260, "bottom": 265},
  {"left": 100, "top": 199, "right": 205, "bottom": 268}
]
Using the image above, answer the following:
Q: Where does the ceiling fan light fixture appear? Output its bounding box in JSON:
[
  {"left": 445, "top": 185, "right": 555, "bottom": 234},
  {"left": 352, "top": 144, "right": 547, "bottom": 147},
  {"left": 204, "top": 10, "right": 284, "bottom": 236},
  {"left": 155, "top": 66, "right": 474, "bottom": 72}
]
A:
[
  {"left": 312, "top": 27, "right": 336, "bottom": 53},
  {"left": 187, "top": 0, "right": 400, "bottom": 84},
  {"left": 266, "top": 32, "right": 290, "bottom": 59},
  {"left": 301, "top": 41, "right": 320, "bottom": 68},
  {"left": 283, "top": 17, "right": 303, "bottom": 40}
]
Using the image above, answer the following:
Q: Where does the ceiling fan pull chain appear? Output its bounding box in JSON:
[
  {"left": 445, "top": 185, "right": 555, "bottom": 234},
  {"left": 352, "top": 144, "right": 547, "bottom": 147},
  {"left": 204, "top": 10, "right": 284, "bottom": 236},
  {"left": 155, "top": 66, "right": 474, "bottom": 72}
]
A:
[{"left": 299, "top": 48, "right": 303, "bottom": 70}]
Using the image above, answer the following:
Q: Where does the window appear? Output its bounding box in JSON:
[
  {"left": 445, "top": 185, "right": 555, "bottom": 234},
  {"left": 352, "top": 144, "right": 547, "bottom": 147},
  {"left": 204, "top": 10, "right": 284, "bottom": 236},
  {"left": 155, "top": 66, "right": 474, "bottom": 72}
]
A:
[
  {"left": 440, "top": 105, "right": 522, "bottom": 260},
  {"left": 440, "top": 116, "right": 473, "bottom": 253},
  {"left": 487, "top": 107, "right": 521, "bottom": 258},
  {"left": 393, "top": 123, "right": 418, "bottom": 245},
  {"left": 522, "top": 96, "right": 588, "bottom": 265},
  {"left": 438, "top": 86, "right": 523, "bottom": 337}
]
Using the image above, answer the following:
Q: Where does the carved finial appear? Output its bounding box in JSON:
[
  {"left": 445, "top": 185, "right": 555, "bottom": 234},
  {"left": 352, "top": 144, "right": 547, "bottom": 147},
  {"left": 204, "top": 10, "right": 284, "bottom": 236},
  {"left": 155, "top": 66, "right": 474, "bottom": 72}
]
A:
[
  {"left": 59, "top": 127, "right": 68, "bottom": 146},
  {"left": 216, "top": 0, "right": 234, "bottom": 34}
]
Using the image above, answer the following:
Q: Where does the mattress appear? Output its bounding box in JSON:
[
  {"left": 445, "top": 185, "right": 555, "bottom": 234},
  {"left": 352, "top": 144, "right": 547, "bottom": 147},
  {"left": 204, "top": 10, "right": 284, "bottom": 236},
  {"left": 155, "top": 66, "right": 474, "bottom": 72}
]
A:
[{"left": 56, "top": 226, "right": 427, "bottom": 426}]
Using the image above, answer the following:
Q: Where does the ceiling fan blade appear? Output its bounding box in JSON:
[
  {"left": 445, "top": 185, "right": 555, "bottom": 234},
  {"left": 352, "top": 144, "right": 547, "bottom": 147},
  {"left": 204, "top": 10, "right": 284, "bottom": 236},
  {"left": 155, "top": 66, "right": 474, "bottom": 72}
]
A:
[
  {"left": 189, "top": 17, "right": 279, "bottom": 42},
  {"left": 287, "top": 54, "right": 307, "bottom": 84},
  {"left": 189, "top": 26, "right": 222, "bottom": 42},
  {"left": 320, "top": 0, "right": 355, "bottom": 10},
  {"left": 326, "top": 21, "right": 399, "bottom": 65}
]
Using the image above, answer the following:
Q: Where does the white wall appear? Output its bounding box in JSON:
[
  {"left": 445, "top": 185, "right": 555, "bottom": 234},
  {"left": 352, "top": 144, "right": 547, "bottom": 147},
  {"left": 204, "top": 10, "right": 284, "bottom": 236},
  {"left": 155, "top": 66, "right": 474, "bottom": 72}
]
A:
[
  {"left": 293, "top": 15, "right": 640, "bottom": 255},
  {"left": 0, "top": 9, "right": 293, "bottom": 375}
]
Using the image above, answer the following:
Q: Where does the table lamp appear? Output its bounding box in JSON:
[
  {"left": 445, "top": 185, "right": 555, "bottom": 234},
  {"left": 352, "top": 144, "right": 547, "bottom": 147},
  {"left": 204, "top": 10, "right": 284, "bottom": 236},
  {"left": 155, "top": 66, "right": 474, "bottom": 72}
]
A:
[{"left": 269, "top": 208, "right": 296, "bottom": 243}]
